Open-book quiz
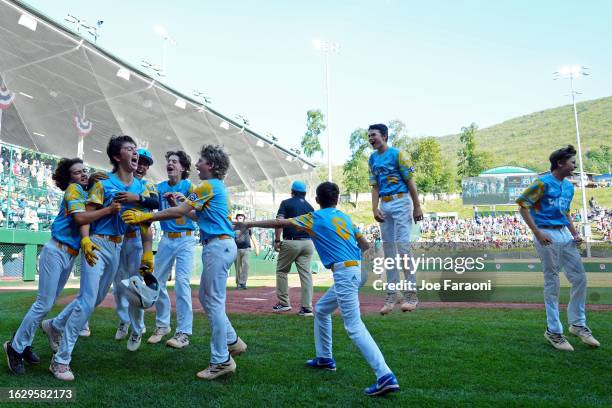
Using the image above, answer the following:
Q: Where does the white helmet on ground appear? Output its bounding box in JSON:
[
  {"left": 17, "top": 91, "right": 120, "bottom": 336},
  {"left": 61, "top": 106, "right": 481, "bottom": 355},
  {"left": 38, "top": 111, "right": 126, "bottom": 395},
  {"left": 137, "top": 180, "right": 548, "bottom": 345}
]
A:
[{"left": 122, "top": 273, "right": 159, "bottom": 309}]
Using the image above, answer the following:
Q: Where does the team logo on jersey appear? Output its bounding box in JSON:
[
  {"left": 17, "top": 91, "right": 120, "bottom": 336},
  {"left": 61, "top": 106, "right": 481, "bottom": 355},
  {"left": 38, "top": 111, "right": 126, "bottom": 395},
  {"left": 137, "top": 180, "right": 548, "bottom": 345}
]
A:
[{"left": 188, "top": 192, "right": 198, "bottom": 201}]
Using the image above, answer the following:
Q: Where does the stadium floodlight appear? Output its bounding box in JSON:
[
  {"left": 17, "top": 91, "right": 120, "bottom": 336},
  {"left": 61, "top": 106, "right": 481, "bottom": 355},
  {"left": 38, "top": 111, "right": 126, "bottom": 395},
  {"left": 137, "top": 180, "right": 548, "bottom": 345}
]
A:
[
  {"left": 92, "top": 149, "right": 103, "bottom": 153},
  {"left": 256, "top": 139, "right": 265, "bottom": 148},
  {"left": 153, "top": 24, "right": 176, "bottom": 77},
  {"left": 219, "top": 121, "right": 230, "bottom": 130},
  {"left": 18, "top": 13, "right": 37, "bottom": 31},
  {"left": 553, "top": 65, "right": 591, "bottom": 257},
  {"left": 193, "top": 90, "right": 212, "bottom": 104},
  {"left": 285, "top": 155, "right": 293, "bottom": 162},
  {"left": 174, "top": 98, "right": 186, "bottom": 109},
  {"left": 116, "top": 67, "right": 130, "bottom": 81},
  {"left": 302, "top": 163, "right": 308, "bottom": 170},
  {"left": 235, "top": 114, "right": 250, "bottom": 126},
  {"left": 33, "top": 132, "right": 45, "bottom": 137},
  {"left": 141, "top": 60, "right": 164, "bottom": 77},
  {"left": 18, "top": 92, "right": 33, "bottom": 99},
  {"left": 312, "top": 38, "right": 339, "bottom": 182},
  {"left": 64, "top": 13, "right": 102, "bottom": 42}
]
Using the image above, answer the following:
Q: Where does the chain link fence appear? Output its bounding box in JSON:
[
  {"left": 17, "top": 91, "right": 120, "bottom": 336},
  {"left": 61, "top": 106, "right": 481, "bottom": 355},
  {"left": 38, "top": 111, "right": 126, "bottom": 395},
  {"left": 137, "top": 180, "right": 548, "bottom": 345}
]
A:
[{"left": 0, "top": 243, "right": 25, "bottom": 279}]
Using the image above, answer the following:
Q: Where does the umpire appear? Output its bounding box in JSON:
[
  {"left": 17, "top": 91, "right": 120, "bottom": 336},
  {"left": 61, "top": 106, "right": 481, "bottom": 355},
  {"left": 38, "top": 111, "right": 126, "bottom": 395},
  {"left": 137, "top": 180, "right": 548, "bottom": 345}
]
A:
[{"left": 273, "top": 180, "right": 315, "bottom": 316}]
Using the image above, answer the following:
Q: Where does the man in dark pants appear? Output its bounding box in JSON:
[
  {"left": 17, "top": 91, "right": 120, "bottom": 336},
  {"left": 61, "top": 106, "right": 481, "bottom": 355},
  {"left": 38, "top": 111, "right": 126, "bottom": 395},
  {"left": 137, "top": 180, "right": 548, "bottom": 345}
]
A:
[
  {"left": 233, "top": 212, "right": 259, "bottom": 290},
  {"left": 273, "top": 181, "right": 315, "bottom": 316}
]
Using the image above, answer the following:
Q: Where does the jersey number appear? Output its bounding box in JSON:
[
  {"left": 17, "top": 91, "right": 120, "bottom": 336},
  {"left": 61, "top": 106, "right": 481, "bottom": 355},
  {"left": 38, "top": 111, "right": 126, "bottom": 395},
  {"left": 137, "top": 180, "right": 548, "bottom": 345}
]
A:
[{"left": 332, "top": 217, "right": 350, "bottom": 240}]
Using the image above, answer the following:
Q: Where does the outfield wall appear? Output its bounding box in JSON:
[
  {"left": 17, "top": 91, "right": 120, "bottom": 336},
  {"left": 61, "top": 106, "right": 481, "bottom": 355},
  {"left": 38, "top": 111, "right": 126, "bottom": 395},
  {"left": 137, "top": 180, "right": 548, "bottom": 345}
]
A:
[
  {"left": 0, "top": 228, "right": 324, "bottom": 281},
  {"left": 1, "top": 228, "right": 608, "bottom": 282}
]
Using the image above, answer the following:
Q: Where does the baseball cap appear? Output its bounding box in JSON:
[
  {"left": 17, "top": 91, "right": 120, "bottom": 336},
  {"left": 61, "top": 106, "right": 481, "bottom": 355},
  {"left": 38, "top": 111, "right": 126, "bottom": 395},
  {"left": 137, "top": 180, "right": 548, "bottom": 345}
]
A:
[
  {"left": 291, "top": 180, "right": 307, "bottom": 193},
  {"left": 137, "top": 148, "right": 154, "bottom": 166}
]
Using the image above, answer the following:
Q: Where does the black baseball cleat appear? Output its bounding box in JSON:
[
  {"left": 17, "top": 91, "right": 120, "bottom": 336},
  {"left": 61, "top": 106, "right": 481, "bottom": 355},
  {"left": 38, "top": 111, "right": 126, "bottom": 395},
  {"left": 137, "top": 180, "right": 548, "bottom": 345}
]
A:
[
  {"left": 22, "top": 346, "right": 40, "bottom": 364},
  {"left": 4, "top": 341, "right": 25, "bottom": 375}
]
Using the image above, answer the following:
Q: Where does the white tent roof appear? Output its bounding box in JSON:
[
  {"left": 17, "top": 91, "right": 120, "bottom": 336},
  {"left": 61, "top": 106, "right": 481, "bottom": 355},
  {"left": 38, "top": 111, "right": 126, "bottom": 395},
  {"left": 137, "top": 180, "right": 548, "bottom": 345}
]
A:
[{"left": 0, "top": 0, "right": 315, "bottom": 188}]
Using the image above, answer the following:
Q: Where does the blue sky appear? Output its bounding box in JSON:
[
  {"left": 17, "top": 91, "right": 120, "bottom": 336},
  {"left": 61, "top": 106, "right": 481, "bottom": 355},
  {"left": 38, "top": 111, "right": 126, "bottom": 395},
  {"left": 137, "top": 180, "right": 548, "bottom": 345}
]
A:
[{"left": 27, "top": 0, "right": 612, "bottom": 165}]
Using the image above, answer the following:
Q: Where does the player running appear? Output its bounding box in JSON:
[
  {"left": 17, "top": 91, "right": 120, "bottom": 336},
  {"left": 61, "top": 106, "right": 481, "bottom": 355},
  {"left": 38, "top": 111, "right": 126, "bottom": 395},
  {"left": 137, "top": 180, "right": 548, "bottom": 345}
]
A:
[{"left": 235, "top": 182, "right": 400, "bottom": 396}]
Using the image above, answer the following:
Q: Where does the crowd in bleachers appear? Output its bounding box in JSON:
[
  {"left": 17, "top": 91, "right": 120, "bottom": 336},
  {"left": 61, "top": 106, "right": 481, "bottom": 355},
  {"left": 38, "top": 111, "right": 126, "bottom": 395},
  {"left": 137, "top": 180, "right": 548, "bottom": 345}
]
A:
[
  {"left": 419, "top": 214, "right": 532, "bottom": 243},
  {"left": 1, "top": 142, "right": 611, "bottom": 244},
  {"left": 0, "top": 143, "right": 63, "bottom": 230},
  {"left": 590, "top": 206, "right": 612, "bottom": 242}
]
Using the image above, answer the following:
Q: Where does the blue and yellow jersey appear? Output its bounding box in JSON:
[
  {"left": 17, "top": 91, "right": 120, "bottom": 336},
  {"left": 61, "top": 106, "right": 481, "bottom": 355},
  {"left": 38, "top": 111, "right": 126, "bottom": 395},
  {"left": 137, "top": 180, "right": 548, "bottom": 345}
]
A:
[
  {"left": 186, "top": 178, "right": 234, "bottom": 240},
  {"left": 157, "top": 179, "right": 196, "bottom": 232},
  {"left": 88, "top": 172, "right": 147, "bottom": 236},
  {"left": 50, "top": 183, "right": 87, "bottom": 251},
  {"left": 368, "top": 147, "right": 414, "bottom": 196},
  {"left": 290, "top": 207, "right": 362, "bottom": 269},
  {"left": 516, "top": 173, "right": 574, "bottom": 228},
  {"left": 126, "top": 178, "right": 158, "bottom": 234}
]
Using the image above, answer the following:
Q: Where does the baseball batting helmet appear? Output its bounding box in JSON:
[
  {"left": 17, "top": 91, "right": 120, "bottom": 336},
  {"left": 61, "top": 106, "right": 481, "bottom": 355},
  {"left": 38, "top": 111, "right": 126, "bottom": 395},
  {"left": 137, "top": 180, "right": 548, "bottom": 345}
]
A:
[{"left": 122, "top": 273, "right": 160, "bottom": 309}]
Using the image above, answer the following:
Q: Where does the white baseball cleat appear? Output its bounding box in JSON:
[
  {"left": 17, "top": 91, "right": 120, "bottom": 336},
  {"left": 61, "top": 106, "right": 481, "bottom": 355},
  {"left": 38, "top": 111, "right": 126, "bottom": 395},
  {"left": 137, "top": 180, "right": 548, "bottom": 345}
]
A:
[
  {"left": 127, "top": 334, "right": 142, "bottom": 352},
  {"left": 196, "top": 357, "right": 236, "bottom": 380},
  {"left": 544, "top": 330, "right": 574, "bottom": 351},
  {"left": 49, "top": 361, "right": 74, "bottom": 381},
  {"left": 115, "top": 322, "right": 129, "bottom": 340},
  {"left": 569, "top": 325, "right": 600, "bottom": 347},
  {"left": 147, "top": 327, "right": 171, "bottom": 344}
]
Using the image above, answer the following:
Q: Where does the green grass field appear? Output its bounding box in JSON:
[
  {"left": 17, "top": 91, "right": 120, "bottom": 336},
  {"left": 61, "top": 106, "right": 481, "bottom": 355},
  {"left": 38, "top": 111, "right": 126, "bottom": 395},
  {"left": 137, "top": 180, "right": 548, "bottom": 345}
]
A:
[{"left": 1, "top": 291, "right": 610, "bottom": 407}]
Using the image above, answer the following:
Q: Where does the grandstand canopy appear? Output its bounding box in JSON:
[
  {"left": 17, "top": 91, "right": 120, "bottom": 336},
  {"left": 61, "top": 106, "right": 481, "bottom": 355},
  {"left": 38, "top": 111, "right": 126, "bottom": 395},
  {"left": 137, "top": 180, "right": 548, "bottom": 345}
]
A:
[
  {"left": 480, "top": 166, "right": 536, "bottom": 177},
  {"left": 0, "top": 0, "right": 315, "bottom": 188}
]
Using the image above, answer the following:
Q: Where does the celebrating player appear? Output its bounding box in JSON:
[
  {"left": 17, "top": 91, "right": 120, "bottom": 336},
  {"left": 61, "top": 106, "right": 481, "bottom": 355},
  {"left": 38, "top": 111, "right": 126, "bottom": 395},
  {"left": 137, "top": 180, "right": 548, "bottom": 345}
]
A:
[
  {"left": 517, "top": 145, "right": 600, "bottom": 351},
  {"left": 123, "top": 144, "right": 247, "bottom": 380},
  {"left": 3, "top": 159, "right": 118, "bottom": 375},
  {"left": 235, "top": 182, "right": 400, "bottom": 396},
  {"left": 112, "top": 148, "right": 159, "bottom": 351},
  {"left": 368, "top": 123, "right": 423, "bottom": 314},
  {"left": 146, "top": 150, "right": 197, "bottom": 348},
  {"left": 46, "top": 135, "right": 147, "bottom": 381}
]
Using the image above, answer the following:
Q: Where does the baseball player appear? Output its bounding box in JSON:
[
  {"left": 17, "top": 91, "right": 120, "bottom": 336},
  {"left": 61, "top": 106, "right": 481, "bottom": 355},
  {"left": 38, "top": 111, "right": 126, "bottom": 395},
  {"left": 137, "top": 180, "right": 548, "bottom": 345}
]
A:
[
  {"left": 46, "top": 135, "right": 147, "bottom": 381},
  {"left": 145, "top": 151, "right": 196, "bottom": 349},
  {"left": 368, "top": 123, "right": 423, "bottom": 314},
  {"left": 235, "top": 182, "right": 399, "bottom": 396},
  {"left": 123, "top": 144, "right": 247, "bottom": 380},
  {"left": 517, "top": 145, "right": 600, "bottom": 351},
  {"left": 3, "top": 159, "right": 117, "bottom": 375},
  {"left": 112, "top": 148, "right": 159, "bottom": 351}
]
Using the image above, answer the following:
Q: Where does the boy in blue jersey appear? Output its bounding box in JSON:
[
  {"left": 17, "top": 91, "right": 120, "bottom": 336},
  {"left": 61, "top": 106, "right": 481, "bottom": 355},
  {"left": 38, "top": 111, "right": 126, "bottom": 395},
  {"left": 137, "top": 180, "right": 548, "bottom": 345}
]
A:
[
  {"left": 112, "top": 148, "right": 159, "bottom": 351},
  {"left": 145, "top": 150, "right": 197, "bottom": 348},
  {"left": 123, "top": 144, "right": 247, "bottom": 380},
  {"left": 517, "top": 145, "right": 600, "bottom": 351},
  {"left": 4, "top": 159, "right": 119, "bottom": 375},
  {"left": 48, "top": 135, "right": 147, "bottom": 381},
  {"left": 235, "top": 182, "right": 399, "bottom": 397},
  {"left": 368, "top": 123, "right": 423, "bottom": 315}
]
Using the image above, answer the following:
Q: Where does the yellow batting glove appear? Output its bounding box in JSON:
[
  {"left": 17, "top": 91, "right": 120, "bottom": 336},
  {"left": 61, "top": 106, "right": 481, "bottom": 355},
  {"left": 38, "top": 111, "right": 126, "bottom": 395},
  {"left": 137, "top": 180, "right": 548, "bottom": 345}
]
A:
[
  {"left": 121, "top": 209, "right": 153, "bottom": 225},
  {"left": 139, "top": 251, "right": 154, "bottom": 276},
  {"left": 81, "top": 236, "right": 100, "bottom": 267}
]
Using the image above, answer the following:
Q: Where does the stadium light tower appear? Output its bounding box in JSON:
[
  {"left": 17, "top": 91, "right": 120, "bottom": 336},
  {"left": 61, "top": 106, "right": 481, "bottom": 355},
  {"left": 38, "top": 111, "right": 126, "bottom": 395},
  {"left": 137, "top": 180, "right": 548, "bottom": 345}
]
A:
[
  {"left": 154, "top": 25, "right": 176, "bottom": 77},
  {"left": 313, "top": 39, "right": 339, "bottom": 182},
  {"left": 553, "top": 65, "right": 591, "bottom": 257}
]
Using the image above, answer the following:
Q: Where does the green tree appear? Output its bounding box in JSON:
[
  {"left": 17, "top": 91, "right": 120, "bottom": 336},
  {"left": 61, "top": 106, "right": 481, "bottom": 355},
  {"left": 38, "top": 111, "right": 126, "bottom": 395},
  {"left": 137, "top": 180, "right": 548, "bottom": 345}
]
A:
[
  {"left": 585, "top": 144, "right": 611, "bottom": 173},
  {"left": 389, "top": 119, "right": 412, "bottom": 151},
  {"left": 456, "top": 123, "right": 492, "bottom": 183},
  {"left": 411, "top": 137, "right": 453, "bottom": 201},
  {"left": 342, "top": 128, "right": 370, "bottom": 202},
  {"left": 300, "top": 109, "right": 326, "bottom": 158}
]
